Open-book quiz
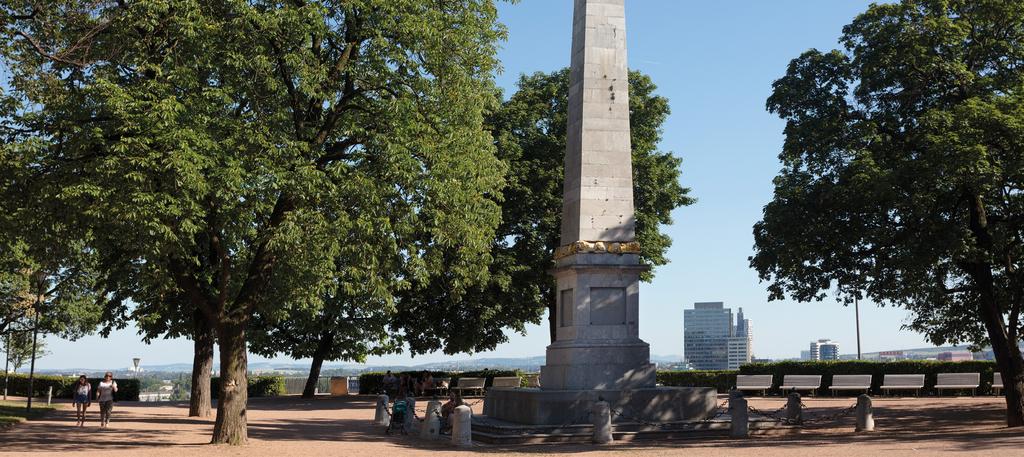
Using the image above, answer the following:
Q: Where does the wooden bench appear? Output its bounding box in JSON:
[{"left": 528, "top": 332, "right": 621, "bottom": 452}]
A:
[
  {"left": 829, "top": 375, "right": 872, "bottom": 395},
  {"left": 880, "top": 374, "right": 925, "bottom": 396},
  {"left": 780, "top": 375, "right": 823, "bottom": 396},
  {"left": 994, "top": 373, "right": 1003, "bottom": 395},
  {"left": 490, "top": 376, "right": 521, "bottom": 389},
  {"left": 450, "top": 377, "right": 486, "bottom": 396},
  {"left": 735, "top": 375, "right": 773, "bottom": 396},
  {"left": 935, "top": 373, "right": 980, "bottom": 396}
]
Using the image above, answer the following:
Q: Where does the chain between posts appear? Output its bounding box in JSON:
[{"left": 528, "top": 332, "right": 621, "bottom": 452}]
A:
[
  {"left": 798, "top": 402, "right": 858, "bottom": 424},
  {"left": 746, "top": 401, "right": 859, "bottom": 425}
]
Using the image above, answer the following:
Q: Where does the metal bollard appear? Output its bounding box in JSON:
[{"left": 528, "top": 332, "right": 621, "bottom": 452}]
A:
[
  {"left": 786, "top": 392, "right": 802, "bottom": 424},
  {"left": 47, "top": 386, "right": 52, "bottom": 405},
  {"left": 855, "top": 394, "right": 875, "bottom": 432},
  {"left": 729, "top": 392, "right": 749, "bottom": 438},
  {"left": 374, "top": 394, "right": 390, "bottom": 426},
  {"left": 421, "top": 400, "right": 442, "bottom": 440},
  {"left": 451, "top": 405, "right": 472, "bottom": 447},
  {"left": 591, "top": 400, "right": 613, "bottom": 444}
]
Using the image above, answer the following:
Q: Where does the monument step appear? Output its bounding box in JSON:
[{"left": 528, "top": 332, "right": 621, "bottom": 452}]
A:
[{"left": 471, "top": 416, "right": 795, "bottom": 444}]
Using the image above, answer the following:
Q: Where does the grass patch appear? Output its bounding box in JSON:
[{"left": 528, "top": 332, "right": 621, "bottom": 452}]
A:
[{"left": 0, "top": 401, "right": 59, "bottom": 427}]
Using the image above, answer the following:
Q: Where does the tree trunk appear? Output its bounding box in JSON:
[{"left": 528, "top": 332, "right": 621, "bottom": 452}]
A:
[
  {"left": 993, "top": 336, "right": 1024, "bottom": 427},
  {"left": 977, "top": 280, "right": 1024, "bottom": 427},
  {"left": 303, "top": 332, "right": 333, "bottom": 399},
  {"left": 189, "top": 310, "right": 214, "bottom": 418},
  {"left": 966, "top": 194, "right": 1024, "bottom": 427},
  {"left": 211, "top": 321, "right": 248, "bottom": 445}
]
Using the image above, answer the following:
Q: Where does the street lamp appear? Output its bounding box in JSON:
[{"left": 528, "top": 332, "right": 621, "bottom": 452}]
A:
[{"left": 855, "top": 296, "right": 862, "bottom": 360}]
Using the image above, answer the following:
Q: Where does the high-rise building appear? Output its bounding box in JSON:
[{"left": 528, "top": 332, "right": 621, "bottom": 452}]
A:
[
  {"left": 684, "top": 302, "right": 752, "bottom": 370},
  {"left": 809, "top": 339, "right": 840, "bottom": 360}
]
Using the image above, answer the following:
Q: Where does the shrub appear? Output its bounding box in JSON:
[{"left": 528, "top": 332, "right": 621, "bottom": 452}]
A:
[
  {"left": 3, "top": 373, "right": 70, "bottom": 398},
  {"left": 358, "top": 369, "right": 521, "bottom": 394},
  {"left": 210, "top": 375, "right": 286, "bottom": 399},
  {"left": 2, "top": 374, "right": 139, "bottom": 401},
  {"left": 739, "top": 360, "right": 999, "bottom": 395},
  {"left": 657, "top": 370, "right": 736, "bottom": 392}
]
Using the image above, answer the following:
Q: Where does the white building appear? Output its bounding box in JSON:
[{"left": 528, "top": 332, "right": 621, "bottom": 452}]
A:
[{"left": 809, "top": 339, "right": 840, "bottom": 361}]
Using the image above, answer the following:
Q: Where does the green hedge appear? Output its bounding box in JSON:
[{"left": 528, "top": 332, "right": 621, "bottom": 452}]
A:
[
  {"left": 3, "top": 373, "right": 71, "bottom": 398},
  {"left": 657, "top": 370, "right": 736, "bottom": 392},
  {"left": 739, "top": 361, "right": 999, "bottom": 395},
  {"left": 2, "top": 374, "right": 140, "bottom": 401},
  {"left": 210, "top": 375, "right": 285, "bottom": 399},
  {"left": 358, "top": 370, "right": 521, "bottom": 394}
]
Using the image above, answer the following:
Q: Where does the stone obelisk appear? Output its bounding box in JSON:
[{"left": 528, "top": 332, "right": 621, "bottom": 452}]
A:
[
  {"left": 540, "top": 0, "right": 654, "bottom": 391},
  {"left": 482, "top": 0, "right": 715, "bottom": 426}
]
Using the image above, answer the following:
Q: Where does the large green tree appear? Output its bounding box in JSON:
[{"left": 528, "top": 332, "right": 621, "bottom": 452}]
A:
[
  {"left": 394, "top": 69, "right": 694, "bottom": 350},
  {"left": 752, "top": 0, "right": 1024, "bottom": 426},
  {"left": 261, "top": 69, "right": 695, "bottom": 372},
  {"left": 0, "top": 0, "right": 505, "bottom": 444}
]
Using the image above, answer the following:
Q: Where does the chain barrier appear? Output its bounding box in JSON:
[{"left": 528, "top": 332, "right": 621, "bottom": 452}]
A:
[
  {"left": 746, "top": 401, "right": 858, "bottom": 425},
  {"left": 700, "top": 399, "right": 731, "bottom": 423},
  {"left": 746, "top": 404, "right": 789, "bottom": 423},
  {"left": 799, "top": 402, "right": 858, "bottom": 424}
]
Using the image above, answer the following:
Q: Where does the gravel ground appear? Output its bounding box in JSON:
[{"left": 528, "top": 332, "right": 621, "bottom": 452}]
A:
[{"left": 1, "top": 395, "right": 1021, "bottom": 456}]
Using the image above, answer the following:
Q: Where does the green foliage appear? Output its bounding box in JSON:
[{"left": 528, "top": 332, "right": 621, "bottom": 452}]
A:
[
  {"left": 396, "top": 68, "right": 696, "bottom": 351},
  {"left": 752, "top": 0, "right": 1024, "bottom": 423},
  {"left": 740, "top": 361, "right": 999, "bottom": 395},
  {"left": 1, "top": 332, "right": 46, "bottom": 373},
  {"left": 1, "top": 374, "right": 139, "bottom": 401},
  {"left": 357, "top": 369, "right": 520, "bottom": 394},
  {"left": 3, "top": 373, "right": 69, "bottom": 399},
  {"left": 657, "top": 370, "right": 736, "bottom": 393},
  {"left": 210, "top": 375, "right": 286, "bottom": 399},
  {"left": 0, "top": 0, "right": 509, "bottom": 442}
]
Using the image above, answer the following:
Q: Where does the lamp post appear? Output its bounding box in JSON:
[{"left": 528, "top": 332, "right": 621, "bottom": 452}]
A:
[
  {"left": 25, "top": 306, "right": 39, "bottom": 412},
  {"left": 855, "top": 297, "right": 862, "bottom": 360},
  {"left": 3, "top": 332, "right": 9, "bottom": 401}
]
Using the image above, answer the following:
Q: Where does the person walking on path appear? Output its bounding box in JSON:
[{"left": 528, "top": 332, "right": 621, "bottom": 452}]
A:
[
  {"left": 95, "top": 372, "right": 118, "bottom": 428},
  {"left": 72, "top": 375, "right": 91, "bottom": 427}
]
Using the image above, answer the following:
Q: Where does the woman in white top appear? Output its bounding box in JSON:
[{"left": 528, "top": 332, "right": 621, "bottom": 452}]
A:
[
  {"left": 72, "top": 375, "right": 91, "bottom": 427},
  {"left": 95, "top": 372, "right": 118, "bottom": 428}
]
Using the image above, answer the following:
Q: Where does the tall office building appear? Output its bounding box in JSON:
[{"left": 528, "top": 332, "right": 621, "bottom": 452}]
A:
[
  {"left": 684, "top": 302, "right": 752, "bottom": 370},
  {"left": 809, "top": 339, "right": 840, "bottom": 361}
]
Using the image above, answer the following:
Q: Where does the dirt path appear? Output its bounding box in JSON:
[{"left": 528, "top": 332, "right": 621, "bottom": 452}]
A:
[{"left": 0, "top": 395, "right": 1021, "bottom": 456}]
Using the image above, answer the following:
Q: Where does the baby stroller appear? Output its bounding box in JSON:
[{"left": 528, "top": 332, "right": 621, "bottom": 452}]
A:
[{"left": 386, "top": 398, "right": 409, "bottom": 435}]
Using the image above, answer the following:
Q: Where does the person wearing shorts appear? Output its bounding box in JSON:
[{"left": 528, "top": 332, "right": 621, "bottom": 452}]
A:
[
  {"left": 72, "top": 375, "right": 91, "bottom": 427},
  {"left": 95, "top": 372, "right": 118, "bottom": 428}
]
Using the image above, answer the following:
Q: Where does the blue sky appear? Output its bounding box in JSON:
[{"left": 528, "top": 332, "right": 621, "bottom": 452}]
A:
[{"left": 37, "top": 0, "right": 934, "bottom": 370}]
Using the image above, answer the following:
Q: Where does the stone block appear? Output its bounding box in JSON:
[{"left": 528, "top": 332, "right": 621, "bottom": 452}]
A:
[{"left": 483, "top": 386, "right": 717, "bottom": 426}]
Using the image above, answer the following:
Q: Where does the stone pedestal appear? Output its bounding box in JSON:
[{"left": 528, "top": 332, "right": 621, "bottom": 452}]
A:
[
  {"left": 540, "top": 254, "right": 655, "bottom": 391},
  {"left": 483, "top": 387, "right": 717, "bottom": 426},
  {"left": 482, "top": 0, "right": 708, "bottom": 430}
]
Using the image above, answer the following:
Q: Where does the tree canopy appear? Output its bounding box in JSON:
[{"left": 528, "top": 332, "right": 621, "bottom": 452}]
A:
[
  {"left": 752, "top": 0, "right": 1024, "bottom": 426},
  {"left": 392, "top": 68, "right": 694, "bottom": 348},
  {"left": 1, "top": 0, "right": 507, "bottom": 444}
]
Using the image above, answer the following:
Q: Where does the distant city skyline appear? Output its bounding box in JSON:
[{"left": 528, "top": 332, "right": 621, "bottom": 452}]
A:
[{"left": 32, "top": 0, "right": 938, "bottom": 371}]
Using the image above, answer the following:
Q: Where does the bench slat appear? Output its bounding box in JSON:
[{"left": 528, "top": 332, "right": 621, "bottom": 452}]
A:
[{"left": 880, "top": 374, "right": 925, "bottom": 388}]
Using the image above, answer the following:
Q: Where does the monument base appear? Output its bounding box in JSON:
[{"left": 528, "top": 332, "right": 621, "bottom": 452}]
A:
[{"left": 482, "top": 386, "right": 717, "bottom": 426}]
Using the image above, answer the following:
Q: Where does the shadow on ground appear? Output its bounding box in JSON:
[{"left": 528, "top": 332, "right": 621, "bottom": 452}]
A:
[{"left": 1, "top": 395, "right": 1022, "bottom": 454}]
